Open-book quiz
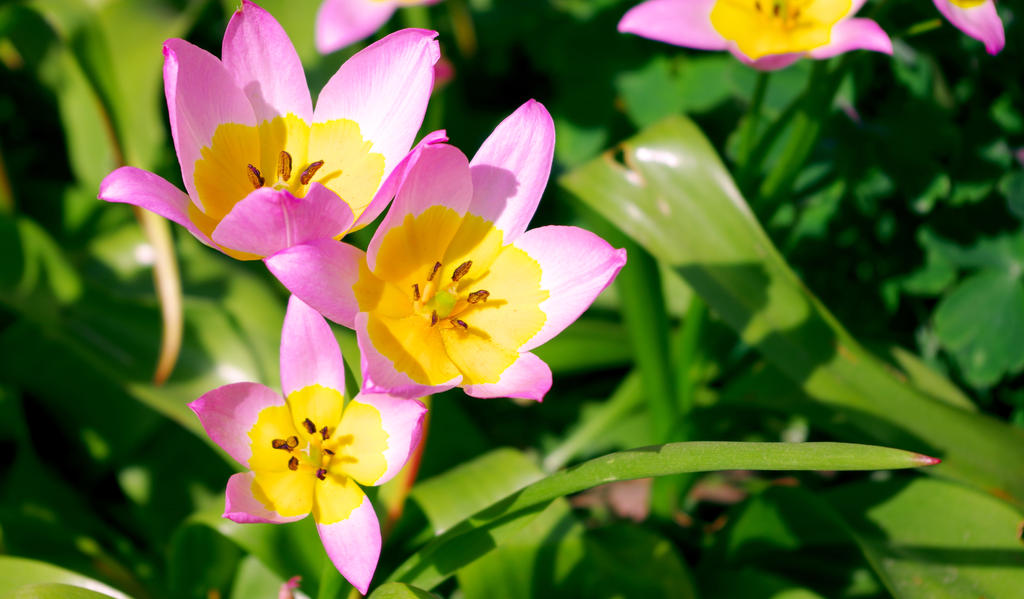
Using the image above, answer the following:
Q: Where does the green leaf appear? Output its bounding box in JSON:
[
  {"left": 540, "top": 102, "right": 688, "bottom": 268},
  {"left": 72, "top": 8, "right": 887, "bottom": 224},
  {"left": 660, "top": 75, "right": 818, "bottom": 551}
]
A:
[
  {"left": 573, "top": 525, "right": 697, "bottom": 599},
  {"left": 3, "top": 584, "right": 121, "bottom": 599},
  {"left": 0, "top": 557, "right": 129, "bottom": 599},
  {"left": 830, "top": 478, "right": 1024, "bottom": 599},
  {"left": 389, "top": 441, "right": 933, "bottom": 589},
  {"left": 368, "top": 583, "right": 440, "bottom": 599},
  {"left": 560, "top": 115, "right": 1024, "bottom": 505},
  {"left": 701, "top": 569, "right": 827, "bottom": 599},
  {"left": 934, "top": 268, "right": 1024, "bottom": 388}
]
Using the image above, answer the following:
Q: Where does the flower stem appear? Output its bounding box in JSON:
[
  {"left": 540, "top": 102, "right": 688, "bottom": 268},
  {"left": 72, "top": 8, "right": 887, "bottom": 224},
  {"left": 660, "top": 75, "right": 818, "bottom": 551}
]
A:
[
  {"left": 382, "top": 396, "right": 432, "bottom": 540},
  {"left": 737, "top": 71, "right": 770, "bottom": 167}
]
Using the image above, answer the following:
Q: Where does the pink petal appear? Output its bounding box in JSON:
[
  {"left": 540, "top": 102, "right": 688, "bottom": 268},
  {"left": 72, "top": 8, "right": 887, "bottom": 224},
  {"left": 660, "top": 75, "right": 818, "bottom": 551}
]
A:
[
  {"left": 618, "top": 0, "right": 727, "bottom": 51},
  {"left": 808, "top": 18, "right": 893, "bottom": 59},
  {"left": 211, "top": 184, "right": 355, "bottom": 258},
  {"left": 351, "top": 129, "right": 449, "bottom": 232},
  {"left": 315, "top": 0, "right": 398, "bottom": 54},
  {"left": 163, "top": 38, "right": 256, "bottom": 207},
  {"left": 349, "top": 393, "right": 427, "bottom": 485},
  {"left": 933, "top": 0, "right": 1004, "bottom": 55},
  {"left": 730, "top": 47, "right": 803, "bottom": 70},
  {"left": 265, "top": 239, "right": 365, "bottom": 329},
  {"left": 280, "top": 295, "right": 347, "bottom": 397},
  {"left": 98, "top": 166, "right": 215, "bottom": 249},
  {"left": 515, "top": 226, "right": 627, "bottom": 352},
  {"left": 189, "top": 382, "right": 283, "bottom": 468},
  {"left": 468, "top": 100, "right": 555, "bottom": 244},
  {"left": 463, "top": 352, "right": 552, "bottom": 402},
  {"left": 317, "top": 494, "right": 380, "bottom": 595},
  {"left": 313, "top": 29, "right": 440, "bottom": 186},
  {"left": 356, "top": 312, "right": 461, "bottom": 398},
  {"left": 224, "top": 472, "right": 308, "bottom": 524},
  {"left": 222, "top": 0, "right": 314, "bottom": 122},
  {"left": 365, "top": 143, "right": 473, "bottom": 271}
]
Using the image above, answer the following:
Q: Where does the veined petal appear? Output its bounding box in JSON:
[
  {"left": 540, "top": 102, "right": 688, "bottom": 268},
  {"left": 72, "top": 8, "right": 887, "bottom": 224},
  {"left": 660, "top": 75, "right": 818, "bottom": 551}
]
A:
[
  {"left": 266, "top": 239, "right": 365, "bottom": 329},
  {"left": 315, "top": 0, "right": 399, "bottom": 54},
  {"left": 315, "top": 489, "right": 380, "bottom": 595},
  {"left": 211, "top": 184, "right": 355, "bottom": 258},
  {"left": 280, "top": 295, "right": 346, "bottom": 397},
  {"left": 366, "top": 144, "right": 473, "bottom": 271},
  {"left": 190, "top": 382, "right": 284, "bottom": 468},
  {"left": 618, "top": 0, "right": 727, "bottom": 51},
  {"left": 807, "top": 18, "right": 892, "bottom": 59},
  {"left": 516, "top": 226, "right": 627, "bottom": 352},
  {"left": 463, "top": 351, "right": 552, "bottom": 402},
  {"left": 351, "top": 129, "right": 449, "bottom": 232},
  {"left": 344, "top": 393, "right": 427, "bottom": 486},
  {"left": 933, "top": 0, "right": 1004, "bottom": 55},
  {"left": 468, "top": 100, "right": 555, "bottom": 244},
  {"left": 223, "top": 0, "right": 313, "bottom": 122},
  {"left": 356, "top": 312, "right": 461, "bottom": 398},
  {"left": 224, "top": 471, "right": 309, "bottom": 523},
  {"left": 313, "top": 29, "right": 440, "bottom": 186},
  {"left": 163, "top": 38, "right": 256, "bottom": 206},
  {"left": 98, "top": 166, "right": 215, "bottom": 249}
]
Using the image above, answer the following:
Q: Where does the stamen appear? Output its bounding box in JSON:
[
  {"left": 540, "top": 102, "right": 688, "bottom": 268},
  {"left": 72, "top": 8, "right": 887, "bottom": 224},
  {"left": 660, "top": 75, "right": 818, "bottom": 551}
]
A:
[
  {"left": 316, "top": 468, "right": 328, "bottom": 480},
  {"left": 288, "top": 456, "right": 299, "bottom": 471},
  {"left": 278, "top": 151, "right": 292, "bottom": 182},
  {"left": 324, "top": 448, "right": 335, "bottom": 456},
  {"left": 467, "top": 290, "right": 490, "bottom": 304},
  {"left": 427, "top": 261, "right": 442, "bottom": 281},
  {"left": 247, "top": 164, "right": 265, "bottom": 188},
  {"left": 430, "top": 310, "right": 438, "bottom": 326},
  {"left": 303, "top": 418, "right": 316, "bottom": 434},
  {"left": 271, "top": 438, "right": 291, "bottom": 451},
  {"left": 299, "top": 160, "right": 324, "bottom": 185},
  {"left": 772, "top": 2, "right": 780, "bottom": 16},
  {"left": 320, "top": 426, "right": 330, "bottom": 440},
  {"left": 412, "top": 284, "right": 421, "bottom": 301},
  {"left": 286, "top": 435, "right": 299, "bottom": 449},
  {"left": 455, "top": 319, "right": 468, "bottom": 330},
  {"left": 452, "top": 261, "right": 472, "bottom": 282},
  {"left": 755, "top": 0, "right": 761, "bottom": 10}
]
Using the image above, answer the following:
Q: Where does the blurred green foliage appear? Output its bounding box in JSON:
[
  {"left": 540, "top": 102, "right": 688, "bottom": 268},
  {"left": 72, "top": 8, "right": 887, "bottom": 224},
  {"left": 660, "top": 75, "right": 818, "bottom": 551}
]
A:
[{"left": 1, "top": 0, "right": 1023, "bottom": 597}]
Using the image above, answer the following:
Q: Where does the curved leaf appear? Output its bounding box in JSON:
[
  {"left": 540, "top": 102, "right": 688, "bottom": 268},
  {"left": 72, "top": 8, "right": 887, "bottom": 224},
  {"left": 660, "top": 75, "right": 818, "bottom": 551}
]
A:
[
  {"left": 0, "top": 557, "right": 129, "bottom": 599},
  {"left": 389, "top": 441, "right": 933, "bottom": 589}
]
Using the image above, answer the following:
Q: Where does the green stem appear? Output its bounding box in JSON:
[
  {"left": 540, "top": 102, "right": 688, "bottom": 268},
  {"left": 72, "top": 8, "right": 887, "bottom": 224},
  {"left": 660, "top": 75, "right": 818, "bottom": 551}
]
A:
[
  {"left": 674, "top": 296, "right": 707, "bottom": 420},
  {"left": 901, "top": 18, "right": 943, "bottom": 38},
  {"left": 317, "top": 557, "right": 350, "bottom": 599},
  {"left": 400, "top": 5, "right": 431, "bottom": 30},
  {"left": 737, "top": 72, "right": 770, "bottom": 166}
]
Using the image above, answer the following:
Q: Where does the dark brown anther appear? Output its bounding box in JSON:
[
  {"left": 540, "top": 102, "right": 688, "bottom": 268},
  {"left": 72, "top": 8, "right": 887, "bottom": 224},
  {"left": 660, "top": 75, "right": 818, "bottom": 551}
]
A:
[
  {"left": 323, "top": 448, "right": 335, "bottom": 456},
  {"left": 320, "top": 426, "right": 330, "bottom": 440},
  {"left": 412, "top": 284, "right": 421, "bottom": 301},
  {"left": 430, "top": 310, "right": 438, "bottom": 326},
  {"left": 452, "top": 261, "right": 472, "bottom": 282},
  {"left": 316, "top": 468, "right": 327, "bottom": 480},
  {"left": 272, "top": 438, "right": 290, "bottom": 451},
  {"left": 299, "top": 160, "right": 324, "bottom": 185},
  {"left": 772, "top": 2, "right": 780, "bottom": 16},
  {"left": 455, "top": 319, "right": 468, "bottom": 330},
  {"left": 286, "top": 435, "right": 299, "bottom": 449},
  {"left": 247, "top": 164, "right": 265, "bottom": 188},
  {"left": 303, "top": 418, "right": 316, "bottom": 434},
  {"left": 427, "top": 261, "right": 442, "bottom": 281},
  {"left": 755, "top": 0, "right": 761, "bottom": 10},
  {"left": 278, "top": 150, "right": 293, "bottom": 182},
  {"left": 467, "top": 290, "right": 490, "bottom": 304},
  {"left": 288, "top": 456, "right": 299, "bottom": 471}
]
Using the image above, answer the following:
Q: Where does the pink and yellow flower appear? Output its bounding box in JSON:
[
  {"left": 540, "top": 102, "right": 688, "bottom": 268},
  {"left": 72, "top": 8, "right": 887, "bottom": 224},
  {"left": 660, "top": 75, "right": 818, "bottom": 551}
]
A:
[
  {"left": 316, "top": 0, "right": 441, "bottom": 54},
  {"left": 266, "top": 101, "right": 627, "bottom": 401},
  {"left": 99, "top": 1, "right": 439, "bottom": 260},
  {"left": 933, "top": 0, "right": 1004, "bottom": 55},
  {"left": 191, "top": 295, "right": 426, "bottom": 594},
  {"left": 618, "top": 0, "right": 892, "bottom": 70}
]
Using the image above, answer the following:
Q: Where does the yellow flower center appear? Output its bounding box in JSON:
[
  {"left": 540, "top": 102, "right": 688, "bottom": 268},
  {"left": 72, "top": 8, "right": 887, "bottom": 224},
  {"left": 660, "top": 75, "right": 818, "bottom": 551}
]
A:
[
  {"left": 709, "top": 0, "right": 851, "bottom": 60},
  {"left": 354, "top": 205, "right": 548, "bottom": 386},
  {"left": 246, "top": 385, "right": 389, "bottom": 524},
  {"left": 190, "top": 114, "right": 385, "bottom": 259}
]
